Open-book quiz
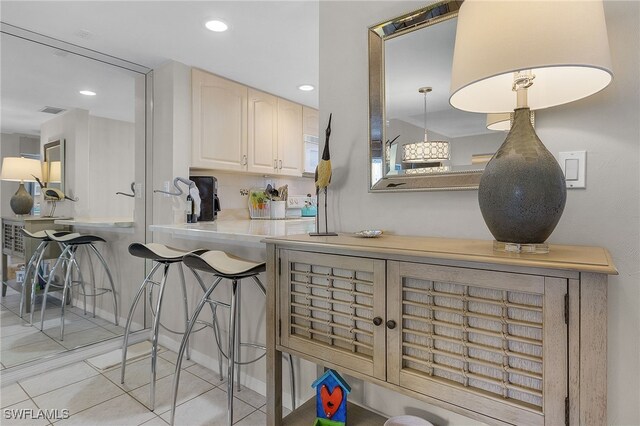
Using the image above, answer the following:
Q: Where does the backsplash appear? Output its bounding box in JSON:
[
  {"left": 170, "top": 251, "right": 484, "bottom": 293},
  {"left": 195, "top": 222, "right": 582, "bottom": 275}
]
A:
[{"left": 189, "top": 169, "right": 315, "bottom": 216}]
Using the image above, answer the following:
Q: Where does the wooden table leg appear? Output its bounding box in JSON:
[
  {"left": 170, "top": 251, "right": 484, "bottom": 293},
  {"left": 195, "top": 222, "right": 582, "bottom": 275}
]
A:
[{"left": 266, "top": 244, "right": 283, "bottom": 426}]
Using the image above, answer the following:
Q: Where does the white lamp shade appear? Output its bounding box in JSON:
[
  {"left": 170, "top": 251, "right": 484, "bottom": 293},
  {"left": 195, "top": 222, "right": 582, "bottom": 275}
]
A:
[
  {"left": 0, "top": 157, "right": 42, "bottom": 182},
  {"left": 486, "top": 113, "right": 512, "bottom": 131},
  {"left": 486, "top": 111, "right": 535, "bottom": 131},
  {"left": 450, "top": 0, "right": 613, "bottom": 113}
]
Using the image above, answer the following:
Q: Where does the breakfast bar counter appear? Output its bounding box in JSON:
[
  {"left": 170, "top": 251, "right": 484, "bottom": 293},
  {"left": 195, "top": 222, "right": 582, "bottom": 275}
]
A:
[{"left": 149, "top": 218, "right": 315, "bottom": 245}]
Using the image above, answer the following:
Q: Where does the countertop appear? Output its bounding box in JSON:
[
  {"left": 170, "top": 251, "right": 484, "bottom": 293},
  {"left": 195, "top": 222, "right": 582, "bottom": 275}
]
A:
[
  {"left": 54, "top": 217, "right": 134, "bottom": 228},
  {"left": 150, "top": 218, "right": 316, "bottom": 245}
]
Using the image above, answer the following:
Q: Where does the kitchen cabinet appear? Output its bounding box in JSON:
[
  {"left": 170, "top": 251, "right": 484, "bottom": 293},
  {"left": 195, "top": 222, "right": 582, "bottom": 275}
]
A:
[
  {"left": 266, "top": 234, "right": 617, "bottom": 425},
  {"left": 2, "top": 217, "right": 68, "bottom": 311},
  {"left": 302, "top": 106, "right": 319, "bottom": 137},
  {"left": 248, "top": 88, "right": 279, "bottom": 174},
  {"left": 192, "top": 69, "right": 248, "bottom": 171},
  {"left": 277, "top": 98, "right": 303, "bottom": 176},
  {"left": 192, "top": 69, "right": 304, "bottom": 177},
  {"left": 302, "top": 107, "right": 319, "bottom": 174}
]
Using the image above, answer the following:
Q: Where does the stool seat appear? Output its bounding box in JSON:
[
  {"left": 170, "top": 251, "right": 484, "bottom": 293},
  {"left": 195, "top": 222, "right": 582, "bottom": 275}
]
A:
[
  {"left": 128, "top": 243, "right": 191, "bottom": 263},
  {"left": 183, "top": 250, "right": 266, "bottom": 278},
  {"left": 45, "top": 230, "right": 105, "bottom": 244},
  {"left": 22, "top": 229, "right": 70, "bottom": 240}
]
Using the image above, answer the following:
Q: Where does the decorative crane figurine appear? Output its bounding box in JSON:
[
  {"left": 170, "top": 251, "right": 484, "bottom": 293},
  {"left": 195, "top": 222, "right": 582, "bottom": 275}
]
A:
[{"left": 310, "top": 113, "right": 337, "bottom": 236}]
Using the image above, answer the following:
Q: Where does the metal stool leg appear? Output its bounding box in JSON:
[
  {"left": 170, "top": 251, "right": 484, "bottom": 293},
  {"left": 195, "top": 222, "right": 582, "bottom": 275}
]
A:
[
  {"left": 235, "top": 283, "right": 241, "bottom": 392},
  {"left": 170, "top": 276, "right": 223, "bottom": 425},
  {"left": 30, "top": 241, "right": 49, "bottom": 324},
  {"left": 121, "top": 262, "right": 162, "bottom": 384},
  {"left": 83, "top": 245, "right": 97, "bottom": 318},
  {"left": 177, "top": 263, "right": 191, "bottom": 360},
  {"left": 70, "top": 254, "right": 87, "bottom": 316},
  {"left": 149, "top": 263, "right": 169, "bottom": 411},
  {"left": 189, "top": 268, "right": 224, "bottom": 381},
  {"left": 88, "top": 244, "right": 118, "bottom": 326},
  {"left": 20, "top": 241, "right": 46, "bottom": 319},
  {"left": 40, "top": 244, "right": 72, "bottom": 331},
  {"left": 227, "top": 279, "right": 239, "bottom": 426},
  {"left": 60, "top": 247, "right": 78, "bottom": 340}
]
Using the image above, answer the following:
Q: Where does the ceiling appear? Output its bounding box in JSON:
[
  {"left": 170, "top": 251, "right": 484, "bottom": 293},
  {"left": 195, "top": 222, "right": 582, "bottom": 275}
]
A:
[
  {"left": 1, "top": 1, "right": 319, "bottom": 136},
  {"left": 385, "top": 17, "right": 494, "bottom": 139}
]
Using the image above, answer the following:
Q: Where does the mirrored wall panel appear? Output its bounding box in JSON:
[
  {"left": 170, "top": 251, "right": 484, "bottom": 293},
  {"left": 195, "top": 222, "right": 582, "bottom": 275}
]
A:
[{"left": 1, "top": 25, "right": 150, "bottom": 368}]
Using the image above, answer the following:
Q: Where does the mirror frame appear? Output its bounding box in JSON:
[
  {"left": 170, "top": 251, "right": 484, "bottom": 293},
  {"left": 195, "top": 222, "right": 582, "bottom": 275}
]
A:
[
  {"left": 368, "top": 0, "right": 483, "bottom": 192},
  {"left": 43, "top": 138, "right": 65, "bottom": 195}
]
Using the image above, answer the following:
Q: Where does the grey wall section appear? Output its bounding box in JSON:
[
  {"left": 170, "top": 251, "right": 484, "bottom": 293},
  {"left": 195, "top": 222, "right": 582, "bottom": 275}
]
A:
[{"left": 320, "top": 1, "right": 639, "bottom": 424}]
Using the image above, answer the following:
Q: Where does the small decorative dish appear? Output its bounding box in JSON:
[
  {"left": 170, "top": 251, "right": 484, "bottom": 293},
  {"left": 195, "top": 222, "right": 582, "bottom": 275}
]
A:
[{"left": 354, "top": 229, "right": 383, "bottom": 238}]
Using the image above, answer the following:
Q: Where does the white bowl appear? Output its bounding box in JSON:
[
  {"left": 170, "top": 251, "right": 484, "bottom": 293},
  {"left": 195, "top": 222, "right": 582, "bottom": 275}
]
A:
[{"left": 384, "top": 415, "right": 434, "bottom": 426}]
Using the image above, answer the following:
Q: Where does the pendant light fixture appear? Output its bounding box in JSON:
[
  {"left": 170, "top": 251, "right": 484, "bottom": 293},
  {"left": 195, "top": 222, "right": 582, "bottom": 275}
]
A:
[{"left": 402, "top": 87, "right": 450, "bottom": 164}]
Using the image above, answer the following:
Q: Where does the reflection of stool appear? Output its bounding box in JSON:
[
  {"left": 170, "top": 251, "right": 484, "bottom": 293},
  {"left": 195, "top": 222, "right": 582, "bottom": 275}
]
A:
[
  {"left": 170, "top": 250, "right": 296, "bottom": 426},
  {"left": 39, "top": 231, "right": 118, "bottom": 340},
  {"left": 19, "top": 229, "right": 69, "bottom": 324},
  {"left": 121, "top": 243, "right": 223, "bottom": 411}
]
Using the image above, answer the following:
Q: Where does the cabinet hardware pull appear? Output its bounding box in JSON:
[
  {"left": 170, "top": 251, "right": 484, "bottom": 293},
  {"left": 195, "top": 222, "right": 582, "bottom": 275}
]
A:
[
  {"left": 274, "top": 159, "right": 278, "bottom": 169},
  {"left": 386, "top": 320, "right": 396, "bottom": 329},
  {"left": 242, "top": 155, "right": 247, "bottom": 165},
  {"left": 279, "top": 160, "right": 283, "bottom": 169},
  {"left": 373, "top": 317, "right": 383, "bottom": 326}
]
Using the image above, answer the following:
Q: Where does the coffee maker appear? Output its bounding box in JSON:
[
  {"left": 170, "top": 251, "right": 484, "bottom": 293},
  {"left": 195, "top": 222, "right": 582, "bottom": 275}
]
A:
[{"left": 190, "top": 176, "right": 221, "bottom": 221}]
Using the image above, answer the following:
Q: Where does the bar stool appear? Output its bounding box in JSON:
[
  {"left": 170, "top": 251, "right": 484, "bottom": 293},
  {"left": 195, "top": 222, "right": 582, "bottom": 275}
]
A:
[
  {"left": 39, "top": 231, "right": 118, "bottom": 340},
  {"left": 170, "top": 250, "right": 296, "bottom": 426},
  {"left": 19, "top": 229, "right": 69, "bottom": 323},
  {"left": 120, "top": 243, "right": 223, "bottom": 411}
]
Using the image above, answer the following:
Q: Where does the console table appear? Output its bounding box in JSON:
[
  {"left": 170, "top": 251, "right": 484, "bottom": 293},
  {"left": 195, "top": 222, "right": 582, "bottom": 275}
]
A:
[
  {"left": 2, "top": 216, "right": 68, "bottom": 312},
  {"left": 264, "top": 234, "right": 617, "bottom": 426}
]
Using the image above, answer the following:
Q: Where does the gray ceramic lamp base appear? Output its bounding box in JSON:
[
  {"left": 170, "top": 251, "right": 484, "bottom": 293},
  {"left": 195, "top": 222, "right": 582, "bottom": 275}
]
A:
[
  {"left": 478, "top": 108, "right": 566, "bottom": 252},
  {"left": 10, "top": 182, "right": 34, "bottom": 215}
]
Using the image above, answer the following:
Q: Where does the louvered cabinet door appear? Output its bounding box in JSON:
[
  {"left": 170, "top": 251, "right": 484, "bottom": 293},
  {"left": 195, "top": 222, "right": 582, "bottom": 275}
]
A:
[
  {"left": 387, "top": 261, "right": 567, "bottom": 426},
  {"left": 279, "top": 250, "right": 386, "bottom": 380}
]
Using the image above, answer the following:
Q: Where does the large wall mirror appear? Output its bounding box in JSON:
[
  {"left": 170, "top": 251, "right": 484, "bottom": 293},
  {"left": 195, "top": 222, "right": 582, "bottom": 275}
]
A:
[
  {"left": 1, "top": 22, "right": 151, "bottom": 371},
  {"left": 43, "top": 139, "right": 65, "bottom": 194},
  {"left": 369, "top": 0, "right": 507, "bottom": 192}
]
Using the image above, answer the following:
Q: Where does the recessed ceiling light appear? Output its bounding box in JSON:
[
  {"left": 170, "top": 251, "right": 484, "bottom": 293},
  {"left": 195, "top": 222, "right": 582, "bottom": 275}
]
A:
[
  {"left": 205, "top": 20, "right": 229, "bottom": 32},
  {"left": 79, "top": 90, "right": 96, "bottom": 96},
  {"left": 298, "top": 84, "right": 315, "bottom": 91}
]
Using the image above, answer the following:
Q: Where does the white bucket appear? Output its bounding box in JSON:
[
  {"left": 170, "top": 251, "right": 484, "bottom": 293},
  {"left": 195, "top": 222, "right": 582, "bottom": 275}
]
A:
[{"left": 270, "top": 201, "right": 286, "bottom": 219}]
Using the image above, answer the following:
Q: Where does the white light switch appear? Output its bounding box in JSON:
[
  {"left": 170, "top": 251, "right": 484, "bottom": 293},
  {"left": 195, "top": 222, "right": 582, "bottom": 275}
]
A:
[
  {"left": 559, "top": 151, "right": 586, "bottom": 189},
  {"left": 565, "top": 159, "right": 579, "bottom": 180}
]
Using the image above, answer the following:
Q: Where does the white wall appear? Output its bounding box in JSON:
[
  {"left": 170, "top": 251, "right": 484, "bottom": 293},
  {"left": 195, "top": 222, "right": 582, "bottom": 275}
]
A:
[
  {"left": 87, "top": 116, "right": 135, "bottom": 217},
  {"left": 40, "top": 108, "right": 89, "bottom": 218},
  {"left": 320, "top": 1, "right": 639, "bottom": 425}
]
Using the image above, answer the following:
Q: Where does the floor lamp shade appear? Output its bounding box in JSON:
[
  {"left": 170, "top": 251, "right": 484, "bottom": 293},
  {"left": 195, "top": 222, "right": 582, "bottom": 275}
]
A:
[
  {"left": 449, "top": 0, "right": 613, "bottom": 251},
  {"left": 1, "top": 157, "right": 42, "bottom": 215}
]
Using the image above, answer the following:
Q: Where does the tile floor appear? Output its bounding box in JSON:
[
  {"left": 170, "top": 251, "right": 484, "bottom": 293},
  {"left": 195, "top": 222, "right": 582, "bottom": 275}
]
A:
[
  {"left": 1, "top": 286, "right": 126, "bottom": 368},
  {"left": 1, "top": 348, "right": 279, "bottom": 425}
]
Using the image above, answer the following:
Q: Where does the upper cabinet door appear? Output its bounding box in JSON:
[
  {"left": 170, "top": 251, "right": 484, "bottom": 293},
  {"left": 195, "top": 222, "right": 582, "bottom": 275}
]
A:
[
  {"left": 248, "top": 88, "right": 278, "bottom": 174},
  {"left": 192, "top": 69, "right": 247, "bottom": 171},
  {"left": 302, "top": 106, "right": 319, "bottom": 137},
  {"left": 277, "top": 98, "right": 303, "bottom": 176}
]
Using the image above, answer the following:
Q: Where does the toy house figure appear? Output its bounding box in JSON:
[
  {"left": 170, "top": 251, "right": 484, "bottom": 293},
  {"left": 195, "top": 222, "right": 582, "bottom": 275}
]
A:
[{"left": 311, "top": 369, "right": 351, "bottom": 425}]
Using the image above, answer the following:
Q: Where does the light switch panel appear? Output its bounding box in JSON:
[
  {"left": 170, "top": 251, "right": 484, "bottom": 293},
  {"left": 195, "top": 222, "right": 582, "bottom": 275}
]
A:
[{"left": 559, "top": 151, "right": 586, "bottom": 189}]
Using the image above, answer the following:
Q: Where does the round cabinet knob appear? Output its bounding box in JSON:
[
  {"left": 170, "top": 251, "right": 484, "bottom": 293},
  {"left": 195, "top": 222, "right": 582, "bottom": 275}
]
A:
[
  {"left": 386, "top": 320, "right": 397, "bottom": 330},
  {"left": 372, "top": 317, "right": 383, "bottom": 326}
]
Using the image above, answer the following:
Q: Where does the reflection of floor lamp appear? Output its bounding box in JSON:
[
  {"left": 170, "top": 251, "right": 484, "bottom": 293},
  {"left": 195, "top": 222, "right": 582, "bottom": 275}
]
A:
[{"left": 310, "top": 114, "right": 337, "bottom": 237}]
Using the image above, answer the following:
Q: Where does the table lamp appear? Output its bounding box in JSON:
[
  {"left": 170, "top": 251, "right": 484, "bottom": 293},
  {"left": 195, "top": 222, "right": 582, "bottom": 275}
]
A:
[
  {"left": 450, "top": 0, "right": 613, "bottom": 253},
  {"left": 1, "top": 157, "right": 43, "bottom": 215}
]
